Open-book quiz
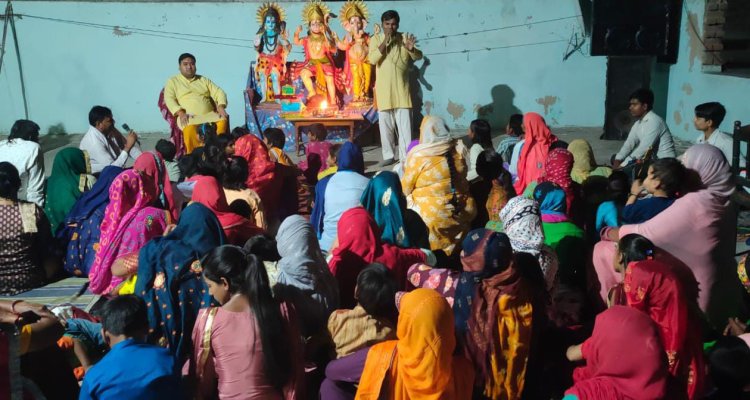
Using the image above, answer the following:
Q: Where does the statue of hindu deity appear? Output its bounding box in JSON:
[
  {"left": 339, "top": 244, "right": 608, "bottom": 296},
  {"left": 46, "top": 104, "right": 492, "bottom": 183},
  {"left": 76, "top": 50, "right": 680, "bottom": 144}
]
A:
[
  {"left": 254, "top": 2, "right": 291, "bottom": 103},
  {"left": 337, "top": 0, "right": 371, "bottom": 102},
  {"left": 294, "top": 0, "right": 339, "bottom": 106}
]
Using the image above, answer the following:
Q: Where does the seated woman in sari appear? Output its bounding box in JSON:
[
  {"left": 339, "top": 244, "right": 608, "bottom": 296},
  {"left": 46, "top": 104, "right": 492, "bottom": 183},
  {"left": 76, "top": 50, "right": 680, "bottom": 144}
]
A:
[
  {"left": 58, "top": 166, "right": 123, "bottom": 277},
  {"left": 191, "top": 175, "right": 264, "bottom": 245},
  {"left": 133, "top": 151, "right": 182, "bottom": 221},
  {"left": 0, "top": 163, "right": 58, "bottom": 295},
  {"left": 565, "top": 306, "right": 668, "bottom": 400},
  {"left": 328, "top": 207, "right": 433, "bottom": 309},
  {"left": 135, "top": 203, "right": 226, "bottom": 364},
  {"left": 567, "top": 139, "right": 612, "bottom": 185},
  {"left": 186, "top": 245, "right": 303, "bottom": 399},
  {"left": 44, "top": 148, "right": 96, "bottom": 234},
  {"left": 222, "top": 156, "right": 267, "bottom": 230},
  {"left": 594, "top": 144, "right": 739, "bottom": 325},
  {"left": 514, "top": 112, "right": 557, "bottom": 194},
  {"left": 472, "top": 149, "right": 516, "bottom": 232},
  {"left": 522, "top": 148, "right": 582, "bottom": 225},
  {"left": 457, "top": 229, "right": 544, "bottom": 400},
  {"left": 611, "top": 234, "right": 704, "bottom": 399},
  {"left": 401, "top": 115, "right": 476, "bottom": 256},
  {"left": 0, "top": 300, "right": 79, "bottom": 399},
  {"left": 500, "top": 197, "right": 559, "bottom": 291},
  {"left": 88, "top": 170, "right": 171, "bottom": 295},
  {"left": 355, "top": 288, "right": 474, "bottom": 399},
  {"left": 274, "top": 215, "right": 339, "bottom": 338},
  {"left": 316, "top": 141, "right": 369, "bottom": 253},
  {"left": 533, "top": 182, "right": 586, "bottom": 288},
  {"left": 234, "top": 134, "right": 283, "bottom": 223},
  {"left": 360, "top": 171, "right": 430, "bottom": 249}
]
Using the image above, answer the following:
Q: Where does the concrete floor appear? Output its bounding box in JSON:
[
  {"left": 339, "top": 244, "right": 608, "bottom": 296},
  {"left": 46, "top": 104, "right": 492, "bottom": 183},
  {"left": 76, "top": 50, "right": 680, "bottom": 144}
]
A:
[{"left": 26, "top": 126, "right": 689, "bottom": 177}]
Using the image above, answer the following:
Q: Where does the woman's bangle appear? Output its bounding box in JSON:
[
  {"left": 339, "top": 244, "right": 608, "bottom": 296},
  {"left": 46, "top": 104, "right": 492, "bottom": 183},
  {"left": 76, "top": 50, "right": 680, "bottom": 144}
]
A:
[
  {"left": 629, "top": 192, "right": 639, "bottom": 197},
  {"left": 10, "top": 300, "right": 23, "bottom": 314}
]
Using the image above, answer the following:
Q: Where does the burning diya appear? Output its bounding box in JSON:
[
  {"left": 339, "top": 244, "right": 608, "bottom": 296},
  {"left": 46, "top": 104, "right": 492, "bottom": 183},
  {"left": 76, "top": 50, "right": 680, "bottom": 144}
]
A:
[{"left": 307, "top": 97, "right": 336, "bottom": 117}]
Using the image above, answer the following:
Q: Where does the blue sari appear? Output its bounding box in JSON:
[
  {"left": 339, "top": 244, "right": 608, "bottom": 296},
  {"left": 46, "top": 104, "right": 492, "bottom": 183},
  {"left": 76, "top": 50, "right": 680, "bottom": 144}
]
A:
[
  {"left": 360, "top": 171, "right": 412, "bottom": 247},
  {"left": 135, "top": 203, "right": 226, "bottom": 363},
  {"left": 57, "top": 166, "right": 123, "bottom": 276}
]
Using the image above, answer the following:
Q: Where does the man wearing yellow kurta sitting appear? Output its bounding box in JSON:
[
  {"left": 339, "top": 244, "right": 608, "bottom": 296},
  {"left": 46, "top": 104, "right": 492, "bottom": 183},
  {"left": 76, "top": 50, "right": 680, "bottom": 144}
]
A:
[{"left": 164, "top": 53, "right": 229, "bottom": 154}]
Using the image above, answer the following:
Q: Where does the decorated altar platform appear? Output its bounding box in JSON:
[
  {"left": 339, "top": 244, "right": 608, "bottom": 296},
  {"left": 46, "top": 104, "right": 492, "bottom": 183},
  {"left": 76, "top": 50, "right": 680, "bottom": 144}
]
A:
[{"left": 244, "top": 64, "right": 378, "bottom": 153}]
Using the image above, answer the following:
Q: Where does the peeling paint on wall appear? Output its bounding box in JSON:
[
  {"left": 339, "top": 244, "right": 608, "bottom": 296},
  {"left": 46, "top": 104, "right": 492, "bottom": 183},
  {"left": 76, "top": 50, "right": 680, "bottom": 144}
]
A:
[
  {"left": 424, "top": 101, "right": 433, "bottom": 115},
  {"left": 446, "top": 100, "right": 465, "bottom": 121},
  {"left": 683, "top": 123, "right": 689, "bottom": 132},
  {"left": 686, "top": 11, "right": 702, "bottom": 72},
  {"left": 501, "top": 0, "right": 516, "bottom": 17},
  {"left": 673, "top": 110, "right": 683, "bottom": 125},
  {"left": 681, "top": 83, "right": 693, "bottom": 95},
  {"left": 535, "top": 95, "right": 558, "bottom": 115}
]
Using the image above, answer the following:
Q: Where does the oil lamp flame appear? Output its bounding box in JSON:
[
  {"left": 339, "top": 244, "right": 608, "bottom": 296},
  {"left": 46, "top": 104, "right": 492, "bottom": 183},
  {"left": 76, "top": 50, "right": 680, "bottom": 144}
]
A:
[{"left": 321, "top": 101, "right": 328, "bottom": 111}]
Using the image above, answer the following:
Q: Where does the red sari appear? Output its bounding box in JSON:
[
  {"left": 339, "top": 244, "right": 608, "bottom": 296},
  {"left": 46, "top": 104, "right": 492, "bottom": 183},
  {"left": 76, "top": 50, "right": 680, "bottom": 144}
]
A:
[
  {"left": 328, "top": 207, "right": 426, "bottom": 308},
  {"left": 233, "top": 134, "right": 282, "bottom": 217},
  {"left": 190, "top": 175, "right": 263, "bottom": 245},
  {"left": 566, "top": 306, "right": 668, "bottom": 400},
  {"left": 514, "top": 112, "right": 557, "bottom": 194},
  {"left": 624, "top": 259, "right": 705, "bottom": 399},
  {"left": 133, "top": 151, "right": 181, "bottom": 221}
]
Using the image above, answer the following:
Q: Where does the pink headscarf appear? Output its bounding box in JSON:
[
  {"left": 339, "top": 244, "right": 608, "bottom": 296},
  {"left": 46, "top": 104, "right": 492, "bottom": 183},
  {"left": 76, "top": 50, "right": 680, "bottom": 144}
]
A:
[
  {"left": 681, "top": 143, "right": 735, "bottom": 203},
  {"left": 514, "top": 113, "right": 557, "bottom": 193},
  {"left": 133, "top": 151, "right": 180, "bottom": 221},
  {"left": 89, "top": 170, "right": 169, "bottom": 294},
  {"left": 594, "top": 144, "right": 736, "bottom": 315}
]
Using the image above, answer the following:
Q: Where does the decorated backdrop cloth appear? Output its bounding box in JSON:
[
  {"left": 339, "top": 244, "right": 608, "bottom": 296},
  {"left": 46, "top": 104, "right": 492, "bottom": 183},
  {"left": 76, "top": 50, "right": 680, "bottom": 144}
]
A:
[{"left": 244, "top": 64, "right": 378, "bottom": 152}]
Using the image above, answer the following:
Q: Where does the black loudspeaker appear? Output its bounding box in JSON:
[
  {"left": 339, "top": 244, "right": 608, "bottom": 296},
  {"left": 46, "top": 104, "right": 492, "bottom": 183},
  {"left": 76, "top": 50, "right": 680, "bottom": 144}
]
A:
[{"left": 590, "top": 0, "right": 682, "bottom": 63}]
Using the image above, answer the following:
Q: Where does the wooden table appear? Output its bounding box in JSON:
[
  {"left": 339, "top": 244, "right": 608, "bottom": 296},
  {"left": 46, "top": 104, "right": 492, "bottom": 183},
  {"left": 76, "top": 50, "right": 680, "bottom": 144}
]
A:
[{"left": 284, "top": 114, "right": 366, "bottom": 156}]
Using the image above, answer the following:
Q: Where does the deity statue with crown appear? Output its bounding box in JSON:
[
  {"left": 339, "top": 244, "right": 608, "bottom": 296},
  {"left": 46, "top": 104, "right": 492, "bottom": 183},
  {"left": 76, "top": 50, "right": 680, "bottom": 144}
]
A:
[
  {"left": 337, "top": 0, "right": 372, "bottom": 103},
  {"left": 254, "top": 2, "right": 291, "bottom": 103},
  {"left": 294, "top": 0, "right": 339, "bottom": 106}
]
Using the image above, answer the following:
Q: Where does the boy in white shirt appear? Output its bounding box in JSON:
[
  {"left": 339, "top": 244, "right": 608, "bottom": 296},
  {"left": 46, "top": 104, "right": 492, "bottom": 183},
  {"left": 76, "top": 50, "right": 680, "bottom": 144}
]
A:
[
  {"left": 0, "top": 120, "right": 45, "bottom": 206},
  {"left": 694, "top": 102, "right": 743, "bottom": 166}
]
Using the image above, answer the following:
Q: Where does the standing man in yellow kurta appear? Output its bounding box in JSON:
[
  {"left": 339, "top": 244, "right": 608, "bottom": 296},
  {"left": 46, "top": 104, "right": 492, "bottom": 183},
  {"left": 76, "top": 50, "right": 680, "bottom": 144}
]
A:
[
  {"left": 368, "top": 10, "right": 422, "bottom": 167},
  {"left": 164, "top": 53, "right": 228, "bottom": 154}
]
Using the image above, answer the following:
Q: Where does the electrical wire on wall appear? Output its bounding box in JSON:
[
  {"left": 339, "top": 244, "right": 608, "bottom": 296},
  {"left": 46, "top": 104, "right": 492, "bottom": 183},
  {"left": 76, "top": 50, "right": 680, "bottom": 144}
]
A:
[
  {"left": 17, "top": 12, "right": 583, "bottom": 57},
  {"left": 1, "top": 0, "right": 29, "bottom": 118}
]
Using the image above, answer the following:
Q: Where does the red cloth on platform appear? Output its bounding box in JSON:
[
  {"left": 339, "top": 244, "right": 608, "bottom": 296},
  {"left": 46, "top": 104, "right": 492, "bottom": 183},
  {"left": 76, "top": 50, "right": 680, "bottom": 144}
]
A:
[{"left": 514, "top": 112, "right": 557, "bottom": 194}]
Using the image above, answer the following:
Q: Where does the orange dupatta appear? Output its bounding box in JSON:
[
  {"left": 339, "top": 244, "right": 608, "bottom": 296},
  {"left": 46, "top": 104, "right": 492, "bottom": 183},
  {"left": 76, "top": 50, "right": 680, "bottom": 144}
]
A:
[{"left": 356, "top": 288, "right": 474, "bottom": 400}]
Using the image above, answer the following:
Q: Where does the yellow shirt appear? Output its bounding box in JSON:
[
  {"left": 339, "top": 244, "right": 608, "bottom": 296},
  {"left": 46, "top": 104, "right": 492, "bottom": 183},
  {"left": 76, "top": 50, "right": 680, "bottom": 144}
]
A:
[
  {"left": 164, "top": 74, "right": 227, "bottom": 117},
  {"left": 367, "top": 33, "right": 422, "bottom": 111}
]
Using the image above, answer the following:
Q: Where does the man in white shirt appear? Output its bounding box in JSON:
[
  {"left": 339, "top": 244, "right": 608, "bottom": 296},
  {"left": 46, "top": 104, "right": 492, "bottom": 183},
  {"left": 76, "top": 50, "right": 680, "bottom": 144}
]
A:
[
  {"left": 79, "top": 106, "right": 142, "bottom": 174},
  {"left": 612, "top": 89, "right": 676, "bottom": 169},
  {"left": 0, "top": 120, "right": 45, "bottom": 206},
  {"left": 693, "top": 102, "right": 744, "bottom": 166}
]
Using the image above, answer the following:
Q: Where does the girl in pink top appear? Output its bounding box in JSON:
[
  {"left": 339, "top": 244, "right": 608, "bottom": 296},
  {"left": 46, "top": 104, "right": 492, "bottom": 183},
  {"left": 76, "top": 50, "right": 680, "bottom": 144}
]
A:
[{"left": 186, "top": 245, "right": 303, "bottom": 399}]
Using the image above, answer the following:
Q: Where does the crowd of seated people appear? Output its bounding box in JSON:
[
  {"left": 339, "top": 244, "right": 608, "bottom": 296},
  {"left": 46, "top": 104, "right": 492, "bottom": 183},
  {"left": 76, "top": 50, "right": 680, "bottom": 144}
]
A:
[{"left": 1, "top": 89, "right": 750, "bottom": 400}]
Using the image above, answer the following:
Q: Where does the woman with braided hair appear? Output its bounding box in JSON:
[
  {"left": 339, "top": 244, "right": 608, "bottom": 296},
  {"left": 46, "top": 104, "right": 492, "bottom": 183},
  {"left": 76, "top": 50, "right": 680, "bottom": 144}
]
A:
[{"left": 401, "top": 115, "right": 476, "bottom": 256}]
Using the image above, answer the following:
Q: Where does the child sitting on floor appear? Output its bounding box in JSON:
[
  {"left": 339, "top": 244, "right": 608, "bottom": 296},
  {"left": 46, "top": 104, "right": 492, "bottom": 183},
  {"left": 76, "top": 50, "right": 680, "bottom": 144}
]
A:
[
  {"left": 327, "top": 263, "right": 398, "bottom": 359},
  {"left": 155, "top": 139, "right": 181, "bottom": 182},
  {"left": 79, "top": 295, "right": 181, "bottom": 400},
  {"left": 622, "top": 157, "right": 685, "bottom": 224},
  {"left": 300, "top": 123, "right": 333, "bottom": 184},
  {"left": 263, "top": 127, "right": 295, "bottom": 166},
  {"left": 318, "top": 143, "right": 341, "bottom": 181}
]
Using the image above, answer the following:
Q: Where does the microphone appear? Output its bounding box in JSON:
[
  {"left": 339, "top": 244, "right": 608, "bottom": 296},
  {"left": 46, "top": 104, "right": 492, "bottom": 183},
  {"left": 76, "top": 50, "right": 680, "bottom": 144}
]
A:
[{"left": 121, "top": 123, "right": 141, "bottom": 147}]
